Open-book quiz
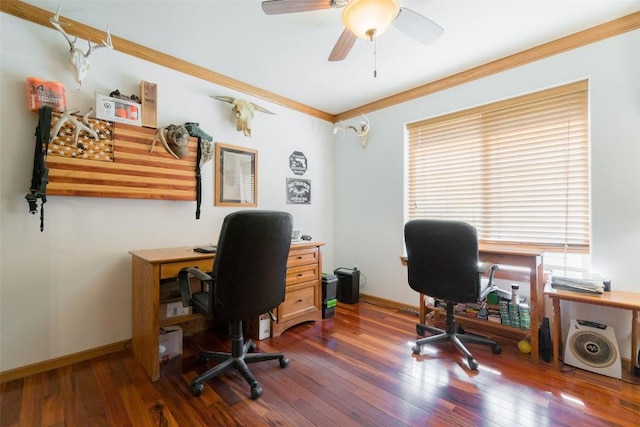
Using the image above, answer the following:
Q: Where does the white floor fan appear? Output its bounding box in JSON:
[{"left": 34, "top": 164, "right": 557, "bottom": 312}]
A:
[{"left": 564, "top": 319, "right": 622, "bottom": 379}]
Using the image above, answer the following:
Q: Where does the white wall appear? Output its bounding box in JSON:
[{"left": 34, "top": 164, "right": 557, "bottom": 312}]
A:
[
  {"left": 334, "top": 30, "right": 640, "bottom": 357},
  {"left": 0, "top": 14, "right": 335, "bottom": 372}
]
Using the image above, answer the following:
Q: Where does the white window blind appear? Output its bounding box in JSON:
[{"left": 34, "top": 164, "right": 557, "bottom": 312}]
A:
[{"left": 407, "top": 80, "right": 589, "bottom": 252}]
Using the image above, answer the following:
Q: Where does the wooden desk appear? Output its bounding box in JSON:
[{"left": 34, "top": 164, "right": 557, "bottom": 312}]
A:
[
  {"left": 130, "top": 242, "right": 323, "bottom": 381},
  {"left": 544, "top": 286, "right": 640, "bottom": 374},
  {"left": 405, "top": 244, "right": 545, "bottom": 363}
]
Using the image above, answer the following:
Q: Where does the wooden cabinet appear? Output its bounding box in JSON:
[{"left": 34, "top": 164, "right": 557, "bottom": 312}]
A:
[
  {"left": 272, "top": 243, "right": 323, "bottom": 337},
  {"left": 130, "top": 242, "right": 324, "bottom": 381}
]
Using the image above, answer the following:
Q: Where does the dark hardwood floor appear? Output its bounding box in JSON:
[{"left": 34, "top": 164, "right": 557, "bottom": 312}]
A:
[{"left": 2, "top": 302, "right": 639, "bottom": 426}]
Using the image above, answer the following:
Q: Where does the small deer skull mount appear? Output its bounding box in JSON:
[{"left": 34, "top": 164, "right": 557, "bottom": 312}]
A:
[
  {"left": 333, "top": 114, "right": 370, "bottom": 149},
  {"left": 50, "top": 6, "right": 113, "bottom": 90}
]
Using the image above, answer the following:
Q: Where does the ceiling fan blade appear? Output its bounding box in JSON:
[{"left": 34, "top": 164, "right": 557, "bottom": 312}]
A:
[
  {"left": 262, "top": 0, "right": 335, "bottom": 15},
  {"left": 393, "top": 7, "right": 444, "bottom": 45},
  {"left": 328, "top": 28, "right": 357, "bottom": 62}
]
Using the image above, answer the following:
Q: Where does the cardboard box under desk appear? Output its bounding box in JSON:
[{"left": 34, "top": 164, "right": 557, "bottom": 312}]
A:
[
  {"left": 159, "top": 277, "right": 204, "bottom": 320},
  {"left": 159, "top": 301, "right": 191, "bottom": 321},
  {"left": 246, "top": 313, "right": 271, "bottom": 340}
]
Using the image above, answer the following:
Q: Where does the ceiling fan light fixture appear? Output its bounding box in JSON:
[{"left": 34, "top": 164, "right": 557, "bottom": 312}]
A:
[{"left": 341, "top": 0, "right": 400, "bottom": 40}]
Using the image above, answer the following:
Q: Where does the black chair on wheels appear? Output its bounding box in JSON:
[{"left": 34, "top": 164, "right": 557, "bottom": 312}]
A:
[
  {"left": 178, "top": 210, "right": 293, "bottom": 399},
  {"left": 404, "top": 219, "right": 502, "bottom": 370}
]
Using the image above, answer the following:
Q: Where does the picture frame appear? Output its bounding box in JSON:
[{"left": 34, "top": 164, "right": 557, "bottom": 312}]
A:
[
  {"left": 286, "top": 178, "right": 311, "bottom": 204},
  {"left": 215, "top": 142, "right": 258, "bottom": 207}
]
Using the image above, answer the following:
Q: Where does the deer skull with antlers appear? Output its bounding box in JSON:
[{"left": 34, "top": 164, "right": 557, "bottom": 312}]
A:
[
  {"left": 334, "top": 114, "right": 370, "bottom": 149},
  {"left": 50, "top": 6, "right": 113, "bottom": 90}
]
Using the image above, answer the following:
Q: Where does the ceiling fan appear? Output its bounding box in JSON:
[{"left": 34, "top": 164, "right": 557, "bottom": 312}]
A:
[{"left": 261, "top": 0, "right": 444, "bottom": 62}]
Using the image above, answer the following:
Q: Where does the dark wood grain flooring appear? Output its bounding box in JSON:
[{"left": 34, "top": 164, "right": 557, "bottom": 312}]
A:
[{"left": 2, "top": 302, "right": 639, "bottom": 426}]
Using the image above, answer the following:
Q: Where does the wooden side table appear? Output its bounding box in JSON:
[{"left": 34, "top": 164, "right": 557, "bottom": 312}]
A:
[{"left": 544, "top": 285, "right": 640, "bottom": 374}]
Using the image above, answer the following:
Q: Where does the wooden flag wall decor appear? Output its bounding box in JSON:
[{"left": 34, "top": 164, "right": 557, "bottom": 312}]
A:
[{"left": 46, "top": 121, "right": 198, "bottom": 201}]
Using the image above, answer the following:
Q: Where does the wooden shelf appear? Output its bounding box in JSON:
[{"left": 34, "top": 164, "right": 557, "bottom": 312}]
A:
[
  {"left": 426, "top": 306, "right": 529, "bottom": 341},
  {"left": 408, "top": 244, "right": 545, "bottom": 363},
  {"left": 160, "top": 313, "right": 202, "bottom": 328}
]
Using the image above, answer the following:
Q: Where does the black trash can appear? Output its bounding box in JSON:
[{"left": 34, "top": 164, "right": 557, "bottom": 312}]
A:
[{"left": 334, "top": 267, "right": 360, "bottom": 304}]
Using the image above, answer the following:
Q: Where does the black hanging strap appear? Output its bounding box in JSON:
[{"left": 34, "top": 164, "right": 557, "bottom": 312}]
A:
[
  {"left": 195, "top": 136, "right": 202, "bottom": 220},
  {"left": 25, "top": 106, "right": 53, "bottom": 231},
  {"left": 184, "top": 122, "right": 210, "bottom": 220}
]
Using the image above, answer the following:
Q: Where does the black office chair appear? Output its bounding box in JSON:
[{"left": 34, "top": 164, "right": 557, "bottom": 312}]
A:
[
  {"left": 404, "top": 219, "right": 502, "bottom": 370},
  {"left": 178, "top": 210, "right": 293, "bottom": 399}
]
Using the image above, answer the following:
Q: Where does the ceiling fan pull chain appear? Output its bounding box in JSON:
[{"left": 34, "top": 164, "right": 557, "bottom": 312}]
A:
[{"left": 373, "top": 38, "right": 378, "bottom": 78}]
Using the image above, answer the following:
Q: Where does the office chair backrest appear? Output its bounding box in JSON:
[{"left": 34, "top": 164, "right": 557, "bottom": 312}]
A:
[
  {"left": 404, "top": 219, "right": 480, "bottom": 303},
  {"left": 211, "top": 210, "right": 293, "bottom": 321}
]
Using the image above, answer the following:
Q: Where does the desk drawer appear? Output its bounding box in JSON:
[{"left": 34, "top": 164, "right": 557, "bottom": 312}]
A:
[
  {"left": 287, "top": 247, "right": 319, "bottom": 267},
  {"left": 286, "top": 264, "right": 319, "bottom": 286},
  {"left": 160, "top": 259, "right": 213, "bottom": 280},
  {"left": 278, "top": 282, "right": 317, "bottom": 323}
]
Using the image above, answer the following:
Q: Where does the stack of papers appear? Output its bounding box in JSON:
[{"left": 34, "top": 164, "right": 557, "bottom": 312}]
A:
[{"left": 550, "top": 271, "right": 605, "bottom": 294}]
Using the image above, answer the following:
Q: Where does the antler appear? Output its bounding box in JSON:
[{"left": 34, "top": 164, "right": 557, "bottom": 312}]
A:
[
  {"left": 50, "top": 5, "right": 113, "bottom": 89},
  {"left": 50, "top": 6, "right": 76, "bottom": 50},
  {"left": 347, "top": 114, "right": 370, "bottom": 137},
  {"left": 336, "top": 114, "right": 370, "bottom": 149},
  {"left": 87, "top": 25, "right": 113, "bottom": 55}
]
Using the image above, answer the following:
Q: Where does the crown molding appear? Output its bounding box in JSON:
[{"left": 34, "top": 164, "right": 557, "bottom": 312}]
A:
[{"left": 335, "top": 11, "right": 640, "bottom": 121}]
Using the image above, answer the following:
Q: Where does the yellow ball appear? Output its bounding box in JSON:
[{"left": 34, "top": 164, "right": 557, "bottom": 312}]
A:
[{"left": 518, "top": 339, "right": 532, "bottom": 354}]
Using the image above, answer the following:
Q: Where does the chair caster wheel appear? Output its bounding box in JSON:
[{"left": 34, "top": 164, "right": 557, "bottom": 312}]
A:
[
  {"left": 279, "top": 356, "right": 289, "bottom": 368},
  {"left": 492, "top": 344, "right": 502, "bottom": 354},
  {"left": 457, "top": 326, "right": 466, "bottom": 334},
  {"left": 198, "top": 354, "right": 209, "bottom": 364},
  {"left": 251, "top": 384, "right": 263, "bottom": 400},
  {"left": 248, "top": 342, "right": 257, "bottom": 352},
  {"left": 467, "top": 357, "right": 479, "bottom": 370},
  {"left": 191, "top": 383, "right": 204, "bottom": 397},
  {"left": 412, "top": 345, "right": 421, "bottom": 355},
  {"left": 416, "top": 325, "right": 425, "bottom": 337}
]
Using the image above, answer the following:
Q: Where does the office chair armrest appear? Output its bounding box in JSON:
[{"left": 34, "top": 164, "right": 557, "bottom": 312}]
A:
[
  {"left": 178, "top": 267, "right": 212, "bottom": 307},
  {"left": 478, "top": 262, "right": 498, "bottom": 281},
  {"left": 478, "top": 262, "right": 499, "bottom": 300}
]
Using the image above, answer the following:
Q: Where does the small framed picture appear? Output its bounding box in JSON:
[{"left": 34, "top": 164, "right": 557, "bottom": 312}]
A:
[
  {"left": 286, "top": 178, "right": 311, "bottom": 204},
  {"left": 215, "top": 142, "right": 258, "bottom": 207}
]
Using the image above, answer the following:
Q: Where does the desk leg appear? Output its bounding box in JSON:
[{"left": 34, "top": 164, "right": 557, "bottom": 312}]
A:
[
  {"left": 551, "top": 298, "right": 561, "bottom": 370},
  {"left": 528, "top": 258, "right": 543, "bottom": 364},
  {"left": 419, "top": 293, "right": 426, "bottom": 325},
  {"left": 632, "top": 308, "right": 639, "bottom": 374}
]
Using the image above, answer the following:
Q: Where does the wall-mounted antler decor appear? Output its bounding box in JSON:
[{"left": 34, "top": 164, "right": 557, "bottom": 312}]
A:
[
  {"left": 333, "top": 114, "right": 370, "bottom": 148},
  {"left": 49, "top": 6, "right": 113, "bottom": 89}
]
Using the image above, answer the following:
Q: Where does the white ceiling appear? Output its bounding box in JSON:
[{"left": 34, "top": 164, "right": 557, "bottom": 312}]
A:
[{"left": 23, "top": 0, "right": 640, "bottom": 115}]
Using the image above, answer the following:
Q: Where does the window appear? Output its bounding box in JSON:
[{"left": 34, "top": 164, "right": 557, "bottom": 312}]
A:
[{"left": 406, "top": 81, "right": 589, "bottom": 254}]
